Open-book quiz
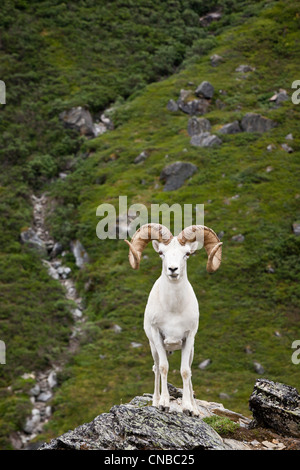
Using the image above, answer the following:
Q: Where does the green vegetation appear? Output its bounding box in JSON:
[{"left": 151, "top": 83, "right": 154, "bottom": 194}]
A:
[
  {"left": 203, "top": 415, "right": 240, "bottom": 436},
  {"left": 0, "top": 0, "right": 299, "bottom": 449}
]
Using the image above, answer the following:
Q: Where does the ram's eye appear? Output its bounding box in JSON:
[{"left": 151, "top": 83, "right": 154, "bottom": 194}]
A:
[
  {"left": 158, "top": 251, "right": 163, "bottom": 256},
  {"left": 186, "top": 252, "right": 191, "bottom": 257}
]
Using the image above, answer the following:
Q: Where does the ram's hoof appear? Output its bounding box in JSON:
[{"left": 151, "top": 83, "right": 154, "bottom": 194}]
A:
[
  {"left": 159, "top": 405, "right": 170, "bottom": 412},
  {"left": 183, "top": 408, "right": 193, "bottom": 417}
]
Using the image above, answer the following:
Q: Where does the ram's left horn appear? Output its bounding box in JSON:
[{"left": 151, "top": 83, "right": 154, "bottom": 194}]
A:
[{"left": 177, "top": 225, "right": 222, "bottom": 273}]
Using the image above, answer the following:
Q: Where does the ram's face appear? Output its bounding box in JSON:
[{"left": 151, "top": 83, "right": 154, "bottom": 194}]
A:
[{"left": 152, "top": 238, "right": 198, "bottom": 281}]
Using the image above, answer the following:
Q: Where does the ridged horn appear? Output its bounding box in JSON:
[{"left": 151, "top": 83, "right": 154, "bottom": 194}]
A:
[
  {"left": 125, "top": 223, "right": 173, "bottom": 269},
  {"left": 177, "top": 225, "right": 222, "bottom": 273}
]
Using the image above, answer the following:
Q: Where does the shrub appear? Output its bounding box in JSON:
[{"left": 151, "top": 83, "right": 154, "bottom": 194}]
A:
[{"left": 25, "top": 154, "right": 57, "bottom": 188}]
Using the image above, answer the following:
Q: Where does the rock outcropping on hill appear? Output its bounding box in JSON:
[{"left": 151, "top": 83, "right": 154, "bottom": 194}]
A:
[{"left": 38, "top": 379, "right": 300, "bottom": 451}]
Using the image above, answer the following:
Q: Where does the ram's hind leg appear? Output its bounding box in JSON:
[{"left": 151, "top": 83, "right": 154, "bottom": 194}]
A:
[{"left": 150, "top": 341, "right": 160, "bottom": 407}]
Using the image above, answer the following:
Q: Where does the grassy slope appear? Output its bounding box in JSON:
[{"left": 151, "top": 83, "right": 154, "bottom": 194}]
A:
[{"left": 39, "top": 0, "right": 300, "bottom": 441}]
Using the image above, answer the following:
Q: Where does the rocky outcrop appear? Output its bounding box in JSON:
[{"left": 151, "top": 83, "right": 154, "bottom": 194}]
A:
[
  {"left": 178, "top": 96, "right": 210, "bottom": 116},
  {"left": 167, "top": 84, "right": 213, "bottom": 116},
  {"left": 37, "top": 380, "right": 300, "bottom": 451},
  {"left": 59, "top": 106, "right": 113, "bottom": 138},
  {"left": 39, "top": 386, "right": 251, "bottom": 451},
  {"left": 160, "top": 161, "right": 197, "bottom": 191},
  {"left": 39, "top": 403, "right": 228, "bottom": 451},
  {"left": 249, "top": 379, "right": 300, "bottom": 437}
]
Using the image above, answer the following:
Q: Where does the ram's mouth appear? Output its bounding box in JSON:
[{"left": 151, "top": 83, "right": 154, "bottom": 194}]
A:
[{"left": 168, "top": 273, "right": 179, "bottom": 280}]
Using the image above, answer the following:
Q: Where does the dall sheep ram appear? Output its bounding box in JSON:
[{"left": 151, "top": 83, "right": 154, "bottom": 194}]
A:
[{"left": 125, "top": 223, "right": 222, "bottom": 416}]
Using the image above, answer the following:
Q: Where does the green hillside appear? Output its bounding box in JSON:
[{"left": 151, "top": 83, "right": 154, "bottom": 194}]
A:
[{"left": 0, "top": 0, "right": 299, "bottom": 449}]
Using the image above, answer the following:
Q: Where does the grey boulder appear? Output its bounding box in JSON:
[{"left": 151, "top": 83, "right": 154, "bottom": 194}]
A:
[
  {"left": 20, "top": 228, "right": 47, "bottom": 257},
  {"left": 190, "top": 132, "right": 222, "bottom": 147},
  {"left": 241, "top": 113, "right": 276, "bottom": 133},
  {"left": 160, "top": 161, "right": 197, "bottom": 191},
  {"left": 166, "top": 99, "right": 179, "bottom": 112},
  {"left": 59, "top": 106, "right": 95, "bottom": 137},
  {"left": 187, "top": 117, "right": 211, "bottom": 136},
  {"left": 218, "top": 121, "right": 242, "bottom": 134},
  {"left": 235, "top": 64, "right": 255, "bottom": 73},
  {"left": 195, "top": 81, "right": 214, "bottom": 99},
  {"left": 70, "top": 240, "right": 90, "bottom": 268},
  {"left": 178, "top": 98, "right": 210, "bottom": 116},
  {"left": 249, "top": 378, "right": 300, "bottom": 438}
]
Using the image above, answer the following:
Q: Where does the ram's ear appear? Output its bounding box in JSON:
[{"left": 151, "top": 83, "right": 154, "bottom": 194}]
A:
[
  {"left": 152, "top": 240, "right": 161, "bottom": 253},
  {"left": 188, "top": 241, "right": 198, "bottom": 254}
]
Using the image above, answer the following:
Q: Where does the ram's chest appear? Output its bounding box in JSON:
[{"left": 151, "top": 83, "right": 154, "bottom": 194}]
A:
[{"left": 152, "top": 309, "right": 197, "bottom": 339}]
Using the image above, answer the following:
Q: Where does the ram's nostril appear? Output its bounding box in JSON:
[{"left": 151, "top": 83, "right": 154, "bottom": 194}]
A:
[{"left": 168, "top": 267, "right": 178, "bottom": 273}]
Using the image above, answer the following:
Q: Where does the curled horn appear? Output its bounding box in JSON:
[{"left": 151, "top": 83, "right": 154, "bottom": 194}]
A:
[
  {"left": 125, "top": 223, "right": 173, "bottom": 269},
  {"left": 177, "top": 225, "right": 222, "bottom": 273}
]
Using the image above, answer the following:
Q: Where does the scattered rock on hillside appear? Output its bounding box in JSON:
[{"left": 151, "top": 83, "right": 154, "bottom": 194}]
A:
[
  {"left": 190, "top": 132, "right": 222, "bottom": 147},
  {"left": 160, "top": 161, "right": 197, "bottom": 191},
  {"left": 50, "top": 241, "right": 63, "bottom": 258},
  {"left": 195, "top": 81, "right": 214, "bottom": 99},
  {"left": 253, "top": 362, "right": 264, "bottom": 374},
  {"left": 20, "top": 228, "right": 47, "bottom": 257},
  {"left": 249, "top": 378, "right": 300, "bottom": 437},
  {"left": 178, "top": 97, "right": 210, "bottom": 116},
  {"left": 59, "top": 107, "right": 113, "bottom": 138},
  {"left": 59, "top": 107, "right": 95, "bottom": 137},
  {"left": 210, "top": 54, "right": 224, "bottom": 67},
  {"left": 199, "top": 11, "right": 222, "bottom": 27},
  {"left": 99, "top": 113, "right": 114, "bottom": 131},
  {"left": 267, "top": 144, "right": 276, "bottom": 151},
  {"left": 269, "top": 89, "right": 289, "bottom": 107},
  {"left": 187, "top": 117, "right": 211, "bottom": 136},
  {"left": 166, "top": 99, "right": 179, "bottom": 112},
  {"left": 134, "top": 150, "right": 149, "bottom": 164},
  {"left": 241, "top": 113, "right": 276, "bottom": 133},
  {"left": 70, "top": 240, "right": 90, "bottom": 268},
  {"left": 218, "top": 120, "right": 242, "bottom": 134},
  {"left": 198, "top": 359, "right": 211, "bottom": 370},
  {"left": 235, "top": 64, "right": 255, "bottom": 73},
  {"left": 292, "top": 222, "right": 300, "bottom": 236},
  {"left": 281, "top": 143, "right": 293, "bottom": 153},
  {"left": 231, "top": 234, "right": 245, "bottom": 243}
]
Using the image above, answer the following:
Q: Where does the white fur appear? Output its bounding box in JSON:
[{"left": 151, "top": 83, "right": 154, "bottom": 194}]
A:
[{"left": 143, "top": 237, "right": 200, "bottom": 415}]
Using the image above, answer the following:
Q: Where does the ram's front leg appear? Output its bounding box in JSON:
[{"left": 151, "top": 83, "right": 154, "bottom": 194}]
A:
[
  {"left": 149, "top": 341, "right": 160, "bottom": 407},
  {"left": 181, "top": 334, "right": 199, "bottom": 416},
  {"left": 151, "top": 327, "right": 170, "bottom": 411}
]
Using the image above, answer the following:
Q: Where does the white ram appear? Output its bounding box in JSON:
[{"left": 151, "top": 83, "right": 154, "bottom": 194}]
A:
[{"left": 125, "top": 223, "right": 222, "bottom": 416}]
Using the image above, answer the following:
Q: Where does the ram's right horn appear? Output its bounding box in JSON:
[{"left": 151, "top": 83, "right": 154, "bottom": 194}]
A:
[{"left": 125, "top": 223, "right": 173, "bottom": 269}]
